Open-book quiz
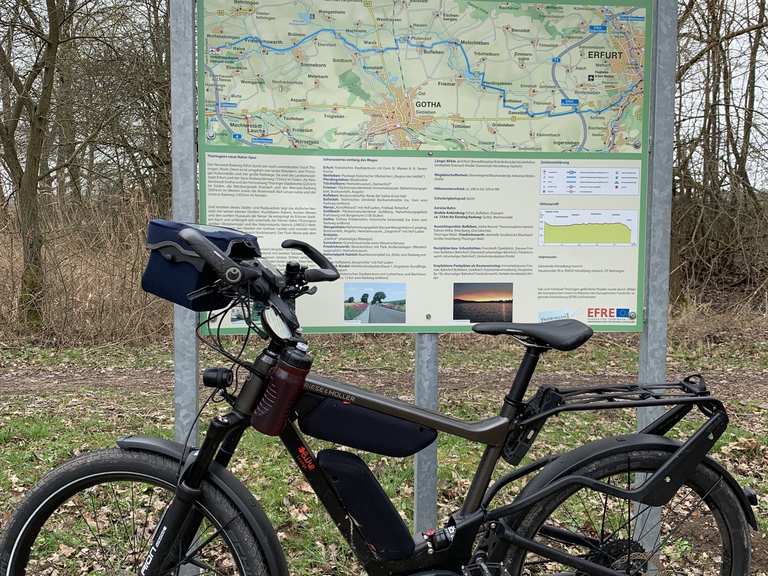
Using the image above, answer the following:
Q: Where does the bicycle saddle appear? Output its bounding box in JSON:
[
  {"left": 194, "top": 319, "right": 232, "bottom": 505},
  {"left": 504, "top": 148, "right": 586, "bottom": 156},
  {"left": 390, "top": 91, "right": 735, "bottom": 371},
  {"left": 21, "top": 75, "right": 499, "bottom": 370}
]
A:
[{"left": 472, "top": 319, "right": 593, "bottom": 351}]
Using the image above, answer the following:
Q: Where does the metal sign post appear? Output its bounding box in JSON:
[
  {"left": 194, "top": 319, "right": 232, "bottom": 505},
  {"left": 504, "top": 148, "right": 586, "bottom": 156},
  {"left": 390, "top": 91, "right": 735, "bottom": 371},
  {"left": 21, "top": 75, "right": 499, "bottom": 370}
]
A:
[
  {"left": 414, "top": 333, "right": 439, "bottom": 533},
  {"left": 636, "top": 0, "right": 677, "bottom": 552},
  {"left": 170, "top": 0, "right": 200, "bottom": 446},
  {"left": 170, "top": 1, "right": 201, "bottom": 573}
]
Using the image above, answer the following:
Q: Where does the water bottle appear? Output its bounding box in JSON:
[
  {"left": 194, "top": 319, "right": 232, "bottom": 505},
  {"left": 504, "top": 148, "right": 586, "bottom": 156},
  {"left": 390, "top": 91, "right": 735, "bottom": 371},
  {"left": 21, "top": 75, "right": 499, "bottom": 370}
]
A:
[{"left": 251, "top": 344, "right": 312, "bottom": 436}]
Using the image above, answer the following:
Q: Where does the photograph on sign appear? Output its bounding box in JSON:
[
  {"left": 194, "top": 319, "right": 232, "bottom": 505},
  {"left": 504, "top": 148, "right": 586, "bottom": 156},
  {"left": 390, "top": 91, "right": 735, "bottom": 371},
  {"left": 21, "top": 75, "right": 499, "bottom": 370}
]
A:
[
  {"left": 344, "top": 282, "right": 407, "bottom": 324},
  {"left": 453, "top": 283, "right": 514, "bottom": 323},
  {"left": 197, "top": 0, "right": 651, "bottom": 333}
]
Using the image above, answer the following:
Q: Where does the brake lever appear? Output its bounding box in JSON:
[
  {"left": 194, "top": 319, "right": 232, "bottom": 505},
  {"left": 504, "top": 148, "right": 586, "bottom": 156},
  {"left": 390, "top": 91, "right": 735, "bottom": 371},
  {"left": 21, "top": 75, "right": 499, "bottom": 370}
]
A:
[
  {"left": 187, "top": 283, "right": 219, "bottom": 302},
  {"left": 279, "top": 285, "right": 317, "bottom": 302}
]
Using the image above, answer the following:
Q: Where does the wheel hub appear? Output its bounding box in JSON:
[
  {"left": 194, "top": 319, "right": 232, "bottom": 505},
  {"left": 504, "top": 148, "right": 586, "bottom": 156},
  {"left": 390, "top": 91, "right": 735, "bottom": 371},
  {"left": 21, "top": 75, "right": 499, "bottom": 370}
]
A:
[{"left": 579, "top": 539, "right": 648, "bottom": 575}]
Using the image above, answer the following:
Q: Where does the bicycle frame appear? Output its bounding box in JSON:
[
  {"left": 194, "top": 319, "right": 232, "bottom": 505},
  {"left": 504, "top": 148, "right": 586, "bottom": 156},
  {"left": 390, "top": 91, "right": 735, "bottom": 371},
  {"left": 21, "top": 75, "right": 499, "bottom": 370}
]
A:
[
  {"left": 285, "top": 372, "right": 729, "bottom": 576},
  {"left": 140, "top": 343, "right": 735, "bottom": 576}
]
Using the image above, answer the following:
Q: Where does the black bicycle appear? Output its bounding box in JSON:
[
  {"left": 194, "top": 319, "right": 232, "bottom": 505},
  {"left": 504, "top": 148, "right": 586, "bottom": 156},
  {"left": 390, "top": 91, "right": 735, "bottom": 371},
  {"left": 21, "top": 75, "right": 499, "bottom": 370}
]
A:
[{"left": 0, "top": 220, "right": 757, "bottom": 576}]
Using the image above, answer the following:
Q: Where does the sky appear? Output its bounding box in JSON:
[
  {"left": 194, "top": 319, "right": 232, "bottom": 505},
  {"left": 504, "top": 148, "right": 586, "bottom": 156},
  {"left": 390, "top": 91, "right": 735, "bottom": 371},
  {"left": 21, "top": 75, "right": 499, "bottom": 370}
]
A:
[
  {"left": 453, "top": 283, "right": 513, "bottom": 302},
  {"left": 344, "top": 282, "right": 407, "bottom": 302}
]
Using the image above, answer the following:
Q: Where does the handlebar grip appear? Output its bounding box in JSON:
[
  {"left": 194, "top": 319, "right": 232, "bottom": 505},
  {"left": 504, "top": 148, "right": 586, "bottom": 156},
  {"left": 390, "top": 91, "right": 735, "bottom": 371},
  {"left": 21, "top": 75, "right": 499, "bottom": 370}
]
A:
[
  {"left": 178, "top": 227, "right": 243, "bottom": 285},
  {"left": 303, "top": 268, "right": 340, "bottom": 282},
  {"left": 281, "top": 239, "right": 339, "bottom": 282}
]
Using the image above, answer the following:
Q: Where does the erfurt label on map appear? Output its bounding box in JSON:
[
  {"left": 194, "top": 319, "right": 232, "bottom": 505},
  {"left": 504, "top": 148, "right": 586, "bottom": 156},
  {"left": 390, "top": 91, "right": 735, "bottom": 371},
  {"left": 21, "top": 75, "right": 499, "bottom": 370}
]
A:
[{"left": 586, "top": 51, "right": 624, "bottom": 59}]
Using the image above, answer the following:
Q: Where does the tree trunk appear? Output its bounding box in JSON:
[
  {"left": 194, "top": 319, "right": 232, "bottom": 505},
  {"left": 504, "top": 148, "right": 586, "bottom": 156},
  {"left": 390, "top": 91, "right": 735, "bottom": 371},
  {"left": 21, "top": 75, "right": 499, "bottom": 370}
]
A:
[{"left": 17, "top": 0, "right": 63, "bottom": 328}]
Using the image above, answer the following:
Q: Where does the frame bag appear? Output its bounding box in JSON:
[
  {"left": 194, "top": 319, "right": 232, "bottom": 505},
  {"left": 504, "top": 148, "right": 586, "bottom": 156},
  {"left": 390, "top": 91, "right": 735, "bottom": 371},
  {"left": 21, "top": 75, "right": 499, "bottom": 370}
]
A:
[
  {"left": 141, "top": 219, "right": 261, "bottom": 311},
  {"left": 297, "top": 394, "right": 437, "bottom": 457}
]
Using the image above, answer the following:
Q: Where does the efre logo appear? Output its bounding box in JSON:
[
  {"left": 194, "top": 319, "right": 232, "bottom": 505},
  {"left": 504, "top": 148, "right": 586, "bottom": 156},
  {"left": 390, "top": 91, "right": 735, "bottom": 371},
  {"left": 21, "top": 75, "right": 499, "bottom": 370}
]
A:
[{"left": 586, "top": 307, "right": 636, "bottom": 320}]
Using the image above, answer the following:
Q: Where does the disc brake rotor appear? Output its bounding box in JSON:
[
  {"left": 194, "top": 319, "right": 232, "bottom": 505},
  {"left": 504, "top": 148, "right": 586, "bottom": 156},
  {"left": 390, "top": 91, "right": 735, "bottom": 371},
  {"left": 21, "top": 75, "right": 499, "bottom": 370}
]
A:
[{"left": 577, "top": 539, "right": 648, "bottom": 575}]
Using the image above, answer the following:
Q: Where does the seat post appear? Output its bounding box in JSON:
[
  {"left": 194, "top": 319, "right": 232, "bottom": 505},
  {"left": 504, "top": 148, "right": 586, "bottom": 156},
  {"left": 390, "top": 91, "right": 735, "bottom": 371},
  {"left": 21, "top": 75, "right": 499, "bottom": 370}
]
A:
[
  {"left": 502, "top": 347, "right": 543, "bottom": 415},
  {"left": 460, "top": 346, "right": 544, "bottom": 516}
]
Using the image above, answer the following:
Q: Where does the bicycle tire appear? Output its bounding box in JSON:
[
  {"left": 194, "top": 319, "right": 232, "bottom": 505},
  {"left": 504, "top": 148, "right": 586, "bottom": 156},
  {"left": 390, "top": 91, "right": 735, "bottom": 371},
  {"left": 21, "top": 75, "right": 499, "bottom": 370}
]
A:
[
  {"left": 0, "top": 448, "right": 283, "bottom": 576},
  {"left": 502, "top": 448, "right": 751, "bottom": 575}
]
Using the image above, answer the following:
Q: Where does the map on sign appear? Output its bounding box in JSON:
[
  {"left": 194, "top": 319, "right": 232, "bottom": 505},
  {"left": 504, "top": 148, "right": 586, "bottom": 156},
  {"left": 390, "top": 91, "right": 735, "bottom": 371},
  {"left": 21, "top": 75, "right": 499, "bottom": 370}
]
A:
[{"left": 202, "top": 1, "right": 647, "bottom": 153}]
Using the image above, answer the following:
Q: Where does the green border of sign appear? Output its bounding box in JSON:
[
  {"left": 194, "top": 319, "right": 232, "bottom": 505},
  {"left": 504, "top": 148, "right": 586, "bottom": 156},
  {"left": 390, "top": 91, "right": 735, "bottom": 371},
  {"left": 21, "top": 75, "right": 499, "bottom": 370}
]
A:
[{"left": 197, "top": 0, "right": 653, "bottom": 334}]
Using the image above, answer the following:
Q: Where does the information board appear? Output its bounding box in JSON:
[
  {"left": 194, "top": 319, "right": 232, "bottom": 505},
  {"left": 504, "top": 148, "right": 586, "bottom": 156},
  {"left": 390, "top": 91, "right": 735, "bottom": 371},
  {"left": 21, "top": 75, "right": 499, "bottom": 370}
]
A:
[{"left": 198, "top": 0, "right": 651, "bottom": 333}]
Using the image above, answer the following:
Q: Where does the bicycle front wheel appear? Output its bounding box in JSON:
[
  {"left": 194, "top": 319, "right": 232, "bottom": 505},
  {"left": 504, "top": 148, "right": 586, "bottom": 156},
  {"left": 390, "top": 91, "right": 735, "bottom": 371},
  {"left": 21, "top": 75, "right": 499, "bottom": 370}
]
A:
[
  {"left": 0, "top": 448, "right": 278, "bottom": 575},
  {"left": 504, "top": 448, "right": 752, "bottom": 575}
]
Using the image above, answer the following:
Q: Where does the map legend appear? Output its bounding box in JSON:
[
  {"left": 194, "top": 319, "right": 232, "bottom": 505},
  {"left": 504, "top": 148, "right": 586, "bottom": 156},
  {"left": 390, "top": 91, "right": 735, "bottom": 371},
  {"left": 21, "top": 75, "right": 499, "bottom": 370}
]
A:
[{"left": 540, "top": 167, "right": 641, "bottom": 196}]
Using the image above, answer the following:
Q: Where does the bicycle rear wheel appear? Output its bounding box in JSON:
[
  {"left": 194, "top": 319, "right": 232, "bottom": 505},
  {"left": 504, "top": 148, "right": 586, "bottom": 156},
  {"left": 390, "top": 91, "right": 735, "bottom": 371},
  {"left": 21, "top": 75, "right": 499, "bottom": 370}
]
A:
[
  {"left": 503, "top": 448, "right": 751, "bottom": 575},
  {"left": 0, "top": 448, "right": 279, "bottom": 575}
]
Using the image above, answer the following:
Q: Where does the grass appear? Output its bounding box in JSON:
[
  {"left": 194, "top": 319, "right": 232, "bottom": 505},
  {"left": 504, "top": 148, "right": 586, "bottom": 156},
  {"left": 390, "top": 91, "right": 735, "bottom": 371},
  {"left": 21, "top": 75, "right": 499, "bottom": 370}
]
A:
[
  {"left": 1, "top": 323, "right": 766, "bottom": 374},
  {"left": 343, "top": 303, "right": 368, "bottom": 321},
  {"left": 1, "top": 312, "right": 767, "bottom": 573},
  {"left": 0, "top": 362, "right": 766, "bottom": 574}
]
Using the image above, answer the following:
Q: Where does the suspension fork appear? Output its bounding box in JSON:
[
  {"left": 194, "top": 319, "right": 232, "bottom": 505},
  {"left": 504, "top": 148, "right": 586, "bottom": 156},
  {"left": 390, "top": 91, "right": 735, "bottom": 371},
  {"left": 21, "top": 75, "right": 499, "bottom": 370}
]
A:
[
  {"left": 139, "top": 349, "right": 277, "bottom": 575},
  {"left": 138, "top": 411, "right": 249, "bottom": 575},
  {"left": 174, "top": 420, "right": 250, "bottom": 562}
]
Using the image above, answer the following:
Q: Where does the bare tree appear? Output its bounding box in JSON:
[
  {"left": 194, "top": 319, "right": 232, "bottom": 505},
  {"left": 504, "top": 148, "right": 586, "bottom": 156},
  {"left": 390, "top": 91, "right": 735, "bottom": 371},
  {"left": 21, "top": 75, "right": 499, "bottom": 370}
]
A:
[
  {"left": 0, "top": 0, "right": 67, "bottom": 326},
  {"left": 0, "top": 0, "right": 171, "bottom": 335},
  {"left": 1, "top": 0, "right": 768, "bottom": 344},
  {"left": 673, "top": 0, "right": 768, "bottom": 305}
]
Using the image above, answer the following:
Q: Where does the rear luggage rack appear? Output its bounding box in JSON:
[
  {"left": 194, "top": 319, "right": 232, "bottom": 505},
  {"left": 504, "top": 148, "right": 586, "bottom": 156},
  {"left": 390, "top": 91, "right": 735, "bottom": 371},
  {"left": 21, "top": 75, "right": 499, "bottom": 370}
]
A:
[
  {"left": 502, "top": 375, "right": 723, "bottom": 465},
  {"left": 521, "top": 374, "right": 718, "bottom": 424},
  {"left": 553, "top": 372, "right": 708, "bottom": 401}
]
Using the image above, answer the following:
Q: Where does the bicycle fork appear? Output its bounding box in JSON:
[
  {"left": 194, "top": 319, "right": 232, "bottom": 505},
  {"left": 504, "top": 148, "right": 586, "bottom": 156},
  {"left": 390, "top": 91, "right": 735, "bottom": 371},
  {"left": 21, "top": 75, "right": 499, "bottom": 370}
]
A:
[
  {"left": 139, "top": 350, "right": 277, "bottom": 575},
  {"left": 139, "top": 411, "right": 248, "bottom": 576}
]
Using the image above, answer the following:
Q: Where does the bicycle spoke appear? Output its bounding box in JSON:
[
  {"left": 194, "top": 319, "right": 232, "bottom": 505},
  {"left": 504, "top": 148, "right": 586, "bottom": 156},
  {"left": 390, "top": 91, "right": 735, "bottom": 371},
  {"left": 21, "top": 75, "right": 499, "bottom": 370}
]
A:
[
  {"left": 537, "top": 523, "right": 619, "bottom": 564},
  {"left": 525, "top": 489, "right": 629, "bottom": 572},
  {"left": 633, "top": 501, "right": 652, "bottom": 552},
  {"left": 107, "top": 481, "right": 133, "bottom": 565},
  {"left": 186, "top": 556, "right": 231, "bottom": 575},
  {"left": 599, "top": 488, "right": 610, "bottom": 541},
  {"left": 137, "top": 484, "right": 165, "bottom": 566},
  {"left": 129, "top": 481, "right": 140, "bottom": 570},
  {"left": 625, "top": 457, "right": 631, "bottom": 575},
  {"left": 25, "top": 479, "right": 243, "bottom": 575},
  {"left": 634, "top": 477, "right": 723, "bottom": 570},
  {"left": 172, "top": 510, "right": 245, "bottom": 572},
  {"left": 82, "top": 490, "right": 115, "bottom": 570},
  {"left": 516, "top": 456, "right": 732, "bottom": 576},
  {"left": 576, "top": 489, "right": 601, "bottom": 538}
]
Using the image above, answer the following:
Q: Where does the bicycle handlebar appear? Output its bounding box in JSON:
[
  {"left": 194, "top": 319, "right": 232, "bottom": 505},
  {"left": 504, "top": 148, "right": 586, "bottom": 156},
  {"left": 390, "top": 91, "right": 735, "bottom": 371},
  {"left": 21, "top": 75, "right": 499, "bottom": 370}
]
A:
[
  {"left": 178, "top": 227, "right": 244, "bottom": 285},
  {"left": 281, "top": 239, "right": 340, "bottom": 282},
  {"left": 179, "top": 228, "right": 339, "bottom": 291}
]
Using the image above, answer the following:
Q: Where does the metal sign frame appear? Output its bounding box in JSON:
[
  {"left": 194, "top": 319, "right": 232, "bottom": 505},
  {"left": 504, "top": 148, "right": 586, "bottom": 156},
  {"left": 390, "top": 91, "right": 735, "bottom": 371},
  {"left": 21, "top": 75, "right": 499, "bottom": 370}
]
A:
[
  {"left": 196, "top": 0, "right": 653, "bottom": 336},
  {"left": 171, "top": 0, "right": 678, "bottom": 538}
]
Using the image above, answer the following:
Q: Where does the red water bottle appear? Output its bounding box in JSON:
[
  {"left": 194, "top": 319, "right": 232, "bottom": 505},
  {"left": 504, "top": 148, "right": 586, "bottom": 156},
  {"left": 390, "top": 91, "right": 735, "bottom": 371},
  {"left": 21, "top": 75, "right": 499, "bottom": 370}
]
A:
[{"left": 251, "top": 344, "right": 312, "bottom": 435}]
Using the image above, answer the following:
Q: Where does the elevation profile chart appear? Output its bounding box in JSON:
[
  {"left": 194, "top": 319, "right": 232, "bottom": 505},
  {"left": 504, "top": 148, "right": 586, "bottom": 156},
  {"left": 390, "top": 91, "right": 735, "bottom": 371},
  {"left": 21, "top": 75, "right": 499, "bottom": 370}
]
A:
[{"left": 539, "top": 210, "right": 639, "bottom": 247}]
